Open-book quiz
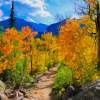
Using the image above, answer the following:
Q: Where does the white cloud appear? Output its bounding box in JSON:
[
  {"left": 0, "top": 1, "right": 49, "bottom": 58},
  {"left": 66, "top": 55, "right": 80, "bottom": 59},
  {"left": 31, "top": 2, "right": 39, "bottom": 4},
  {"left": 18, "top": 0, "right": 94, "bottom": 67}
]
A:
[
  {"left": 71, "top": 14, "right": 80, "bottom": 19},
  {"left": 29, "top": 9, "right": 52, "bottom": 17},
  {"left": 5, "top": 1, "right": 11, "bottom": 5},
  {"left": 26, "top": 17, "right": 36, "bottom": 22},
  {"left": 0, "top": 2, "right": 2, "bottom": 6},
  {"left": 0, "top": 10, "right": 3, "bottom": 16},
  {"left": 0, "top": 16, "right": 9, "bottom": 21},
  {"left": 15, "top": 0, "right": 45, "bottom": 9},
  {"left": 15, "top": 0, "right": 52, "bottom": 17},
  {"left": 0, "top": 0, "right": 11, "bottom": 5}
]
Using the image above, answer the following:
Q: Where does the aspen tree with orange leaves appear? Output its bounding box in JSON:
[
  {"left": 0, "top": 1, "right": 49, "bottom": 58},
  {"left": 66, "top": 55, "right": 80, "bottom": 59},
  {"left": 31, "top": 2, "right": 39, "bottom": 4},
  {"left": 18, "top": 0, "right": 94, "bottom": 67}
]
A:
[
  {"left": 58, "top": 18, "right": 97, "bottom": 84},
  {"left": 82, "top": 0, "right": 100, "bottom": 69}
]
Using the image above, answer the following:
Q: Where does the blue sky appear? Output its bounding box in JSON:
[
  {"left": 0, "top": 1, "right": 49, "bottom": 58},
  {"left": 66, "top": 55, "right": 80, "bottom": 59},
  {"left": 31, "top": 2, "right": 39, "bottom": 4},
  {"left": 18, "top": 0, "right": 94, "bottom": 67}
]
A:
[{"left": 0, "top": 0, "right": 81, "bottom": 25}]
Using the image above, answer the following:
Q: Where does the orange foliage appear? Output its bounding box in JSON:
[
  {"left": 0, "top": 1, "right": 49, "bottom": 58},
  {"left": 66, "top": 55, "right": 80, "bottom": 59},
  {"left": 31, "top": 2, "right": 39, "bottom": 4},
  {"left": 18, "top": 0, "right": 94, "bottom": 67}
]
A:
[
  {"left": 0, "top": 27, "right": 38, "bottom": 74},
  {"left": 58, "top": 18, "right": 97, "bottom": 82},
  {"left": 22, "top": 26, "right": 37, "bottom": 38},
  {"left": 58, "top": 19, "right": 80, "bottom": 64}
]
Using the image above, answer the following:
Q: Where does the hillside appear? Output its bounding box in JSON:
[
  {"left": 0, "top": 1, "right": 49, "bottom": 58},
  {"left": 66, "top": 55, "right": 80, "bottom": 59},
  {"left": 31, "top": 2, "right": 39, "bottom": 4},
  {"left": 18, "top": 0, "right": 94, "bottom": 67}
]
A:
[{"left": 0, "top": 18, "right": 64, "bottom": 36}]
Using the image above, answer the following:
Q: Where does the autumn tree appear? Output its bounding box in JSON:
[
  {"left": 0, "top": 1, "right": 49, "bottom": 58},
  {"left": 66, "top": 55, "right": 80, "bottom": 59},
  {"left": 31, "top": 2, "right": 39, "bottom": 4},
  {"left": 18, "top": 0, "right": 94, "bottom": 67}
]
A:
[
  {"left": 58, "top": 18, "right": 97, "bottom": 84},
  {"left": 0, "top": 28, "right": 21, "bottom": 74},
  {"left": 41, "top": 33, "right": 60, "bottom": 66},
  {"left": 78, "top": 0, "right": 100, "bottom": 70},
  {"left": 0, "top": 27, "right": 38, "bottom": 86}
]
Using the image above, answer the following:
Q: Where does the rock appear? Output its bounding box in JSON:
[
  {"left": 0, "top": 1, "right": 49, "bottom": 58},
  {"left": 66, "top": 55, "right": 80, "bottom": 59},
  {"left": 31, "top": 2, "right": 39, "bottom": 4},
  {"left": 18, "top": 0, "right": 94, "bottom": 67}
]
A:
[
  {"left": 5, "top": 88, "right": 17, "bottom": 99},
  {"left": 0, "top": 93, "right": 8, "bottom": 100},
  {"left": 96, "top": 79, "right": 100, "bottom": 82},
  {"left": 0, "top": 80, "right": 6, "bottom": 93},
  {"left": 23, "top": 98, "right": 29, "bottom": 100},
  {"left": 95, "top": 79, "right": 100, "bottom": 90},
  {"left": 68, "top": 98, "right": 72, "bottom": 100},
  {"left": 23, "top": 83, "right": 33, "bottom": 88},
  {"left": 73, "top": 80, "right": 100, "bottom": 100},
  {"left": 95, "top": 86, "right": 100, "bottom": 90},
  {"left": 16, "top": 96, "right": 24, "bottom": 100}
]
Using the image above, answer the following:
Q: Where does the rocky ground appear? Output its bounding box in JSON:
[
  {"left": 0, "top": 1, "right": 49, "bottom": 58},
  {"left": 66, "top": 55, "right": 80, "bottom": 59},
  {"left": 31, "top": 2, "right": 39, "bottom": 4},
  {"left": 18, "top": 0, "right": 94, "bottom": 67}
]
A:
[
  {"left": 72, "top": 80, "right": 100, "bottom": 100},
  {"left": 0, "top": 66, "right": 99, "bottom": 100},
  {"left": 0, "top": 66, "right": 57, "bottom": 100}
]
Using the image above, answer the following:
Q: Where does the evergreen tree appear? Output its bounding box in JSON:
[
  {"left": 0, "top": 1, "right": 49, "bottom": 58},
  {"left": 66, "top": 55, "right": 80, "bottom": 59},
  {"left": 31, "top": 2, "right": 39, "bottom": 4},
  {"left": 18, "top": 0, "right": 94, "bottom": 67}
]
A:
[
  {"left": 10, "top": 0, "right": 15, "bottom": 28},
  {"left": 0, "top": 25, "right": 2, "bottom": 32}
]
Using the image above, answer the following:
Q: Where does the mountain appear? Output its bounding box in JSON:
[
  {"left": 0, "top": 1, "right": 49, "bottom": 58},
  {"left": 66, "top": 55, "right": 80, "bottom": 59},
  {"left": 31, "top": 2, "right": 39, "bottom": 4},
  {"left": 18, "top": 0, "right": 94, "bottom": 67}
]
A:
[
  {"left": 0, "top": 19, "right": 10, "bottom": 30},
  {"left": 0, "top": 18, "right": 65, "bottom": 36},
  {"left": 0, "top": 18, "right": 47, "bottom": 32},
  {"left": 46, "top": 20, "right": 66, "bottom": 35}
]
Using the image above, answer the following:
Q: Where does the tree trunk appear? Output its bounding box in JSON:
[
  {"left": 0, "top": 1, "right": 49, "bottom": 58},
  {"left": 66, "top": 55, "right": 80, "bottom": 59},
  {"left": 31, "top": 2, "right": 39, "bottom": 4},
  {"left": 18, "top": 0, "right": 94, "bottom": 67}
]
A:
[
  {"left": 96, "top": 2, "right": 100, "bottom": 70},
  {"left": 30, "top": 45, "right": 33, "bottom": 75}
]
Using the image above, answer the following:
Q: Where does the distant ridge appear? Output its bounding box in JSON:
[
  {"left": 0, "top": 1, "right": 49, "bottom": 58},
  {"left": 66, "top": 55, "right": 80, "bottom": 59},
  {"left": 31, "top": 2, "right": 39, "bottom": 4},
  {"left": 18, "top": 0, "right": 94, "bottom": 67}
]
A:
[
  {"left": 0, "top": 18, "right": 65, "bottom": 36},
  {"left": 47, "top": 20, "right": 66, "bottom": 35}
]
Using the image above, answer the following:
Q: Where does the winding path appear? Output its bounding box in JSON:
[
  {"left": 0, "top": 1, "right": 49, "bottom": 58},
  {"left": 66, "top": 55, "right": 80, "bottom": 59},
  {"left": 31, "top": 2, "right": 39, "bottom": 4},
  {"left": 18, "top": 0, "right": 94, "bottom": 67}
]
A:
[{"left": 28, "top": 67, "right": 58, "bottom": 100}]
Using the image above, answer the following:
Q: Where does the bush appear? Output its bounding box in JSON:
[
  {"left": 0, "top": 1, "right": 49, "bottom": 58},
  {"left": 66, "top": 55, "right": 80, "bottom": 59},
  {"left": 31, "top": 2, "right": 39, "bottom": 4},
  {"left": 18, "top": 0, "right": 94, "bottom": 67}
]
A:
[{"left": 52, "top": 63, "right": 73, "bottom": 95}]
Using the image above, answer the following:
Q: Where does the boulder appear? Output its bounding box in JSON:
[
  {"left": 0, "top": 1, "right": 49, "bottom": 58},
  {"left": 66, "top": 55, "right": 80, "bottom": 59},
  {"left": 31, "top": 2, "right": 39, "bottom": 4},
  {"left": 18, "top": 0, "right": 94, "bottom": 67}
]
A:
[
  {"left": 73, "top": 79, "right": 100, "bottom": 100},
  {"left": 0, "top": 80, "right": 6, "bottom": 93},
  {"left": 0, "top": 93, "right": 8, "bottom": 100}
]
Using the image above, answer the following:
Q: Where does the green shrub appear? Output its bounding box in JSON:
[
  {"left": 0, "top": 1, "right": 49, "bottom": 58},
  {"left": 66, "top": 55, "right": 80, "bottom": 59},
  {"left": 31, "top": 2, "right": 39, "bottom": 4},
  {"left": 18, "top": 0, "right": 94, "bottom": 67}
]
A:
[{"left": 53, "top": 63, "right": 73, "bottom": 95}]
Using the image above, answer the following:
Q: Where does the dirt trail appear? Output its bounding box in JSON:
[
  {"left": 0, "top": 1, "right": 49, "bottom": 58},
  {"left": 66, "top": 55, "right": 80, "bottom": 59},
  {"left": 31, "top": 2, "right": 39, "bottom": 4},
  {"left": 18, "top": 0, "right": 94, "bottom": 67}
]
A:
[{"left": 28, "top": 67, "right": 58, "bottom": 100}]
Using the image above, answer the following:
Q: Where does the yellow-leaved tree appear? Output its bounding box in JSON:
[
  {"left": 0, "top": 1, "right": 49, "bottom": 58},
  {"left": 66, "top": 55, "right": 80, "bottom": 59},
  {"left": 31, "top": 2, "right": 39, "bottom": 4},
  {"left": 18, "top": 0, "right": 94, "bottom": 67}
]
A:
[{"left": 58, "top": 18, "right": 97, "bottom": 84}]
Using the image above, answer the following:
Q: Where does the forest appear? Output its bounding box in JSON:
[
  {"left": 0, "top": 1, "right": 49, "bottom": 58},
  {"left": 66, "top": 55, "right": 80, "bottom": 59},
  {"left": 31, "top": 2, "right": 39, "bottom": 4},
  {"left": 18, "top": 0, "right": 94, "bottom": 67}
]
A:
[{"left": 0, "top": 0, "right": 100, "bottom": 100}]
